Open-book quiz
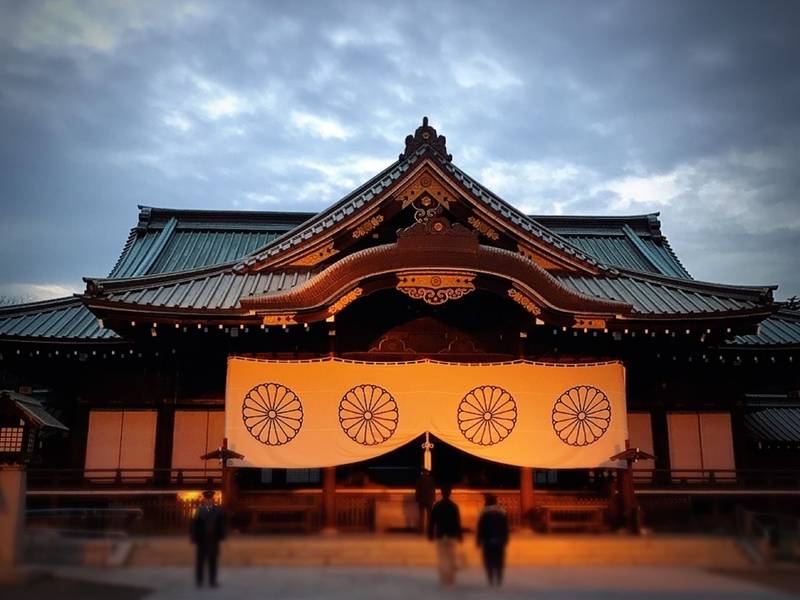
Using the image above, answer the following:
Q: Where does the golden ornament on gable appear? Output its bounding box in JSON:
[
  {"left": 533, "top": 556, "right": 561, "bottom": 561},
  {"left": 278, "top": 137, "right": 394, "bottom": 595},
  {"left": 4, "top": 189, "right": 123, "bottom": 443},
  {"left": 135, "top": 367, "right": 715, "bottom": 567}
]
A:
[
  {"left": 396, "top": 271, "right": 476, "bottom": 306},
  {"left": 395, "top": 168, "right": 457, "bottom": 210}
]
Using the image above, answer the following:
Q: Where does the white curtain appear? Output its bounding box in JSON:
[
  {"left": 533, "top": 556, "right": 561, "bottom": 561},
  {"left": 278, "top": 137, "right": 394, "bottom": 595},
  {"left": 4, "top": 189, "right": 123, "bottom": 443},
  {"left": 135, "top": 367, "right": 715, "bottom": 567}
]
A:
[{"left": 226, "top": 357, "right": 627, "bottom": 469}]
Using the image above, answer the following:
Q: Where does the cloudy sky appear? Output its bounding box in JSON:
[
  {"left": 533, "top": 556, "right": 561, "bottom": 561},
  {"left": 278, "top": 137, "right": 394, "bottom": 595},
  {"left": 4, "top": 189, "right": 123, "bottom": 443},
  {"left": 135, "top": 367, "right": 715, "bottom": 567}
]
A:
[{"left": 1, "top": 0, "right": 799, "bottom": 301}]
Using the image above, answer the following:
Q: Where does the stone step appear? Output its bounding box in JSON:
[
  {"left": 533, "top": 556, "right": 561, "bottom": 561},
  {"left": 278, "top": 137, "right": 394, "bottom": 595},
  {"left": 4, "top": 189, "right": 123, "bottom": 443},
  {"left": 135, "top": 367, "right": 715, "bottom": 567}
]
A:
[{"left": 125, "top": 535, "right": 751, "bottom": 568}]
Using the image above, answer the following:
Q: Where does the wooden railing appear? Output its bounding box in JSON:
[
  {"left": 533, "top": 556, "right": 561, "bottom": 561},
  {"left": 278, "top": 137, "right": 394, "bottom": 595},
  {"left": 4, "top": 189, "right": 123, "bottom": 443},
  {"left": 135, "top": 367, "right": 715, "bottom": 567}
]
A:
[
  {"left": 26, "top": 467, "right": 222, "bottom": 490},
  {"left": 632, "top": 468, "right": 800, "bottom": 489}
]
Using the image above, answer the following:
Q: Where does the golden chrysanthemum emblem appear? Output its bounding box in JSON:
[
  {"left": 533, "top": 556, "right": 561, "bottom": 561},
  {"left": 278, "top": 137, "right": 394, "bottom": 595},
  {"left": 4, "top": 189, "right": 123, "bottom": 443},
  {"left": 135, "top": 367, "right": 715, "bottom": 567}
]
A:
[
  {"left": 339, "top": 384, "right": 399, "bottom": 446},
  {"left": 552, "top": 386, "right": 611, "bottom": 447},
  {"left": 458, "top": 385, "right": 517, "bottom": 446},
  {"left": 242, "top": 383, "right": 303, "bottom": 446}
]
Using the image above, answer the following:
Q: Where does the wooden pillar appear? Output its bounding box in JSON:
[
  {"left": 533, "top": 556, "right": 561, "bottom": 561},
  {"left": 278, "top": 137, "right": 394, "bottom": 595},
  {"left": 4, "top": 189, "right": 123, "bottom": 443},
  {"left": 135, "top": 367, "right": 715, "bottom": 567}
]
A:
[
  {"left": 650, "top": 403, "right": 671, "bottom": 485},
  {"left": 153, "top": 400, "right": 175, "bottom": 485},
  {"left": 520, "top": 467, "right": 534, "bottom": 528},
  {"left": 322, "top": 466, "right": 337, "bottom": 532}
]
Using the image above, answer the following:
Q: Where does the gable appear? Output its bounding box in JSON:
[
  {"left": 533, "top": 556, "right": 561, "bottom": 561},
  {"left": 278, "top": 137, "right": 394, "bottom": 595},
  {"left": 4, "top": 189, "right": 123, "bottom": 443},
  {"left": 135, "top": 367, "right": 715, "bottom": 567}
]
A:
[{"left": 238, "top": 155, "right": 609, "bottom": 277}]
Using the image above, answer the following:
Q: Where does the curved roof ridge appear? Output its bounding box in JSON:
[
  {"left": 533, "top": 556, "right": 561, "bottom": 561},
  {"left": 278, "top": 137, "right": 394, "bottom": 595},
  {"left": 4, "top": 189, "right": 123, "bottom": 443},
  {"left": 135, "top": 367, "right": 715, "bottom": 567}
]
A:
[
  {"left": 443, "top": 161, "right": 613, "bottom": 273},
  {"left": 614, "top": 267, "right": 776, "bottom": 299},
  {"left": 239, "top": 151, "right": 421, "bottom": 268},
  {"left": 0, "top": 295, "right": 83, "bottom": 315}
]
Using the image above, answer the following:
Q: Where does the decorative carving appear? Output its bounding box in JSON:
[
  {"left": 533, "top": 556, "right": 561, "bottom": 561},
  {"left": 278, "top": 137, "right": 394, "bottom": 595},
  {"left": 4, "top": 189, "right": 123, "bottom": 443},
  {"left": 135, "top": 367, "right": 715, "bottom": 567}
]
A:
[
  {"left": 399, "top": 116, "right": 452, "bottom": 162},
  {"left": 339, "top": 384, "right": 399, "bottom": 446},
  {"left": 508, "top": 287, "right": 542, "bottom": 316},
  {"left": 290, "top": 241, "right": 338, "bottom": 266},
  {"left": 262, "top": 314, "right": 297, "bottom": 326},
  {"left": 328, "top": 287, "right": 363, "bottom": 315},
  {"left": 351, "top": 215, "right": 384, "bottom": 239},
  {"left": 396, "top": 271, "right": 476, "bottom": 305},
  {"left": 395, "top": 168, "right": 458, "bottom": 224},
  {"left": 369, "top": 335, "right": 414, "bottom": 354},
  {"left": 458, "top": 385, "right": 517, "bottom": 445},
  {"left": 242, "top": 383, "right": 303, "bottom": 446},
  {"left": 411, "top": 196, "right": 443, "bottom": 224},
  {"left": 552, "top": 386, "right": 611, "bottom": 447},
  {"left": 467, "top": 216, "right": 500, "bottom": 241},
  {"left": 573, "top": 317, "right": 606, "bottom": 330}
]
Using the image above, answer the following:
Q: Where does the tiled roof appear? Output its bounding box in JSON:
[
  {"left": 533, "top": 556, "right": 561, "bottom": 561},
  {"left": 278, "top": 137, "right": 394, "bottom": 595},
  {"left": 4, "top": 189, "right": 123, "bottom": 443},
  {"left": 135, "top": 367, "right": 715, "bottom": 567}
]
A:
[
  {"left": 84, "top": 256, "right": 769, "bottom": 319},
  {"left": 536, "top": 217, "right": 691, "bottom": 279},
  {"left": 745, "top": 407, "right": 800, "bottom": 442},
  {"left": 95, "top": 268, "right": 314, "bottom": 311},
  {"left": 557, "top": 273, "right": 770, "bottom": 316},
  {"left": 0, "top": 298, "right": 119, "bottom": 341},
  {"left": 1, "top": 390, "right": 69, "bottom": 430},
  {"left": 732, "top": 310, "right": 800, "bottom": 347},
  {"left": 109, "top": 207, "right": 313, "bottom": 278},
  {"left": 443, "top": 162, "right": 608, "bottom": 272}
]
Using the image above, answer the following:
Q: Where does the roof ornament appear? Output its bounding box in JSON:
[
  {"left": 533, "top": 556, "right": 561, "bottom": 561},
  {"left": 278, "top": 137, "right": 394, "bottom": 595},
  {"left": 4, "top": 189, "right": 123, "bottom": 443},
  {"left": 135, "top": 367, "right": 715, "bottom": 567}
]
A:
[{"left": 400, "top": 116, "right": 452, "bottom": 162}]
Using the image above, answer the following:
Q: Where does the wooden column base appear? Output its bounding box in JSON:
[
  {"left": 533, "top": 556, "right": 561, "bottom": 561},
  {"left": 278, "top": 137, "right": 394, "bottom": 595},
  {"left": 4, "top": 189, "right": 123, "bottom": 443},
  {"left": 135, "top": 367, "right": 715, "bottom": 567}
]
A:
[
  {"left": 322, "top": 466, "right": 337, "bottom": 533},
  {"left": 520, "top": 467, "right": 534, "bottom": 529}
]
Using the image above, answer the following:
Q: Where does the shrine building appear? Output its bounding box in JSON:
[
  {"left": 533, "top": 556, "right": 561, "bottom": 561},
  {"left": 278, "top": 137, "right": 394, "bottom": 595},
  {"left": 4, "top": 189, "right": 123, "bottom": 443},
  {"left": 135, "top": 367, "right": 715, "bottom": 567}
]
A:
[{"left": 1, "top": 118, "right": 799, "bottom": 533}]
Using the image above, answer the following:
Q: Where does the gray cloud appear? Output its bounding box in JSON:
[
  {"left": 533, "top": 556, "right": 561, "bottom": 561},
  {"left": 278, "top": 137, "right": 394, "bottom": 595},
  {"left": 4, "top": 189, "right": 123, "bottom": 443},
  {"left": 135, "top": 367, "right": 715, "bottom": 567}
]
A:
[{"left": 1, "top": 0, "right": 798, "bottom": 299}]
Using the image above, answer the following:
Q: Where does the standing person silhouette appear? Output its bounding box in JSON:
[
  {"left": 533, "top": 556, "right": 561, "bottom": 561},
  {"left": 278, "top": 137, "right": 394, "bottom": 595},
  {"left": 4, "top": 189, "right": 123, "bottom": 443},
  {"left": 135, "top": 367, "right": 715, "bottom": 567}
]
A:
[
  {"left": 476, "top": 493, "right": 509, "bottom": 586},
  {"left": 190, "top": 490, "right": 226, "bottom": 588},
  {"left": 427, "top": 484, "right": 462, "bottom": 587}
]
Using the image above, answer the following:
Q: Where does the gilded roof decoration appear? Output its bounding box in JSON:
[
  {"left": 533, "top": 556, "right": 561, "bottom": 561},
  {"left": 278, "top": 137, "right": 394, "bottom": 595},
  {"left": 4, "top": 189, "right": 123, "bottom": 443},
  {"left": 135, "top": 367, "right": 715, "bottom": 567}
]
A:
[
  {"left": 395, "top": 167, "right": 458, "bottom": 211},
  {"left": 507, "top": 287, "right": 542, "bottom": 316},
  {"left": 467, "top": 216, "right": 500, "bottom": 241},
  {"left": 328, "top": 287, "right": 363, "bottom": 315},
  {"left": 399, "top": 116, "right": 452, "bottom": 162},
  {"left": 351, "top": 215, "right": 384, "bottom": 239},
  {"left": 396, "top": 271, "right": 476, "bottom": 306}
]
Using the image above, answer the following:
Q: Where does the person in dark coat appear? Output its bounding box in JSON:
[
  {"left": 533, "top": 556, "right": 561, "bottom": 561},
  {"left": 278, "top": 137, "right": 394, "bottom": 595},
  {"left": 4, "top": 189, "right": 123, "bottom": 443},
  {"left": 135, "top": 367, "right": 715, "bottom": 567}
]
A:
[
  {"left": 190, "top": 490, "right": 226, "bottom": 587},
  {"left": 476, "top": 493, "right": 509, "bottom": 586},
  {"left": 414, "top": 469, "right": 436, "bottom": 535},
  {"left": 427, "top": 485, "right": 462, "bottom": 586}
]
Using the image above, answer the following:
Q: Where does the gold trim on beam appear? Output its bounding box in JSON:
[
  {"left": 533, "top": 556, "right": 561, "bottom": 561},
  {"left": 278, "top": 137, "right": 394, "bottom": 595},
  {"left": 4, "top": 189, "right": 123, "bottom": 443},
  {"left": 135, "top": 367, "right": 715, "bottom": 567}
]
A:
[
  {"left": 467, "top": 216, "right": 500, "bottom": 241},
  {"left": 507, "top": 287, "right": 542, "bottom": 316},
  {"left": 396, "top": 271, "right": 475, "bottom": 305},
  {"left": 262, "top": 314, "right": 297, "bottom": 325},
  {"left": 289, "top": 241, "right": 338, "bottom": 266},
  {"left": 351, "top": 215, "right": 384, "bottom": 239},
  {"left": 573, "top": 317, "right": 606, "bottom": 330},
  {"left": 328, "top": 287, "right": 363, "bottom": 315}
]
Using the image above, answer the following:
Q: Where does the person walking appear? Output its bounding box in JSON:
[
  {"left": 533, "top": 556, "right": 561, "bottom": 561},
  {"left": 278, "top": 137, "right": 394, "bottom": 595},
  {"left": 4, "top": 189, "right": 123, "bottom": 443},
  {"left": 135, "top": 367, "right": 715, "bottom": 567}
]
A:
[
  {"left": 476, "top": 493, "right": 509, "bottom": 586},
  {"left": 414, "top": 469, "right": 435, "bottom": 535},
  {"left": 190, "top": 490, "right": 226, "bottom": 588},
  {"left": 427, "top": 484, "right": 462, "bottom": 587}
]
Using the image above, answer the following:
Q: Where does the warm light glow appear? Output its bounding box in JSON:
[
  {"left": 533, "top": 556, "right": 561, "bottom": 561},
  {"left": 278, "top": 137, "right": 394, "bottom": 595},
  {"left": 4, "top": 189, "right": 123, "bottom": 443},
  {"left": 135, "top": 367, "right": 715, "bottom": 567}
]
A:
[{"left": 178, "top": 490, "right": 222, "bottom": 503}]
